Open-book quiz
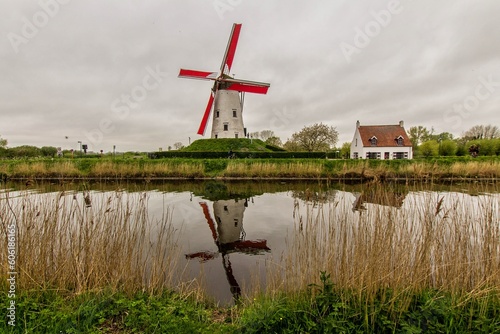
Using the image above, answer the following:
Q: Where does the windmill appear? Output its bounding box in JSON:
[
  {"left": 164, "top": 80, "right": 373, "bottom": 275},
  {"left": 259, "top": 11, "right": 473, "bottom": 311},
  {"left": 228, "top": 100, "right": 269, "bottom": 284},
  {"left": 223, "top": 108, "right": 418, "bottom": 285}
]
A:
[{"left": 178, "top": 23, "right": 270, "bottom": 138}]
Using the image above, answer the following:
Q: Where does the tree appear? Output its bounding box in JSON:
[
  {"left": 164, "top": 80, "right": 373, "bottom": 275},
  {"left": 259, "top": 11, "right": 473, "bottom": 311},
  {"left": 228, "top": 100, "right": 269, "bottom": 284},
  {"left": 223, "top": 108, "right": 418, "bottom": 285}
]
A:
[
  {"left": 430, "top": 132, "right": 454, "bottom": 142},
  {"left": 41, "top": 146, "right": 58, "bottom": 157},
  {"left": 419, "top": 140, "right": 439, "bottom": 158},
  {"left": 438, "top": 140, "right": 457, "bottom": 156},
  {"left": 259, "top": 130, "right": 275, "bottom": 141},
  {"left": 463, "top": 124, "right": 500, "bottom": 140},
  {"left": 265, "top": 136, "right": 282, "bottom": 148},
  {"left": 408, "top": 126, "right": 430, "bottom": 147},
  {"left": 283, "top": 140, "right": 302, "bottom": 151},
  {"left": 173, "top": 142, "right": 184, "bottom": 150},
  {"left": 0, "top": 135, "right": 7, "bottom": 148},
  {"left": 340, "top": 142, "right": 351, "bottom": 159},
  {"left": 288, "top": 123, "right": 339, "bottom": 152},
  {"left": 8, "top": 145, "right": 43, "bottom": 158},
  {"left": 249, "top": 131, "right": 260, "bottom": 139}
]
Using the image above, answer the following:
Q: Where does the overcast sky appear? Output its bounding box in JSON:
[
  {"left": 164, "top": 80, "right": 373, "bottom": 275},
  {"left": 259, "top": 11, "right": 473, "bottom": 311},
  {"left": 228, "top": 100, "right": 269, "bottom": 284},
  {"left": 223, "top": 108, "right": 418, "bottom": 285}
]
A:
[{"left": 1, "top": 0, "right": 499, "bottom": 152}]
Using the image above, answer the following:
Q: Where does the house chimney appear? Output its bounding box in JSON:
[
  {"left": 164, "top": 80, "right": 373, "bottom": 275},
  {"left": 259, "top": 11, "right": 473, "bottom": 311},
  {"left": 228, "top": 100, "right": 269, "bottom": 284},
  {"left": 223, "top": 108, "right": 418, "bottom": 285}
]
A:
[
  {"left": 399, "top": 120, "right": 404, "bottom": 127},
  {"left": 356, "top": 120, "right": 360, "bottom": 128}
]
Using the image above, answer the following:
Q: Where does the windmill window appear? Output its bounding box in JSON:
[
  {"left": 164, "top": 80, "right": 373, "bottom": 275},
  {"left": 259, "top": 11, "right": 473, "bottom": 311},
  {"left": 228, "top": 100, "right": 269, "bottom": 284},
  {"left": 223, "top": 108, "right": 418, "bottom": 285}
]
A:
[
  {"left": 235, "top": 133, "right": 238, "bottom": 138},
  {"left": 215, "top": 110, "right": 220, "bottom": 118},
  {"left": 223, "top": 124, "right": 228, "bottom": 131},
  {"left": 232, "top": 109, "right": 237, "bottom": 117}
]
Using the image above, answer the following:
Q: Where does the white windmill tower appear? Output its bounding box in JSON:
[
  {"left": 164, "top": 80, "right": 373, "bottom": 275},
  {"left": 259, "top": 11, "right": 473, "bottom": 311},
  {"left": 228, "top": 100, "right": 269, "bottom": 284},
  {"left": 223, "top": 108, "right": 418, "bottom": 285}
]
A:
[{"left": 178, "top": 23, "right": 270, "bottom": 139}]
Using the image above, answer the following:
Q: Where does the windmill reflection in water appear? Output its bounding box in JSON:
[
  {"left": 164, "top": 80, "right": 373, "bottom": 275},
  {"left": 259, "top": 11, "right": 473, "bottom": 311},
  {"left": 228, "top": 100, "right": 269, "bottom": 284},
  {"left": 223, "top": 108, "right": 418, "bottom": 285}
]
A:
[{"left": 185, "top": 198, "right": 270, "bottom": 301}]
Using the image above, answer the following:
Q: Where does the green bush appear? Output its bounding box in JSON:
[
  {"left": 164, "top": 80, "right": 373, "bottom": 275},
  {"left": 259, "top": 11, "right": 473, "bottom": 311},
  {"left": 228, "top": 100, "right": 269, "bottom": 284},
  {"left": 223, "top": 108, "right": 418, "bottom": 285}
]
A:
[
  {"left": 439, "top": 140, "right": 458, "bottom": 156},
  {"left": 419, "top": 140, "right": 439, "bottom": 158}
]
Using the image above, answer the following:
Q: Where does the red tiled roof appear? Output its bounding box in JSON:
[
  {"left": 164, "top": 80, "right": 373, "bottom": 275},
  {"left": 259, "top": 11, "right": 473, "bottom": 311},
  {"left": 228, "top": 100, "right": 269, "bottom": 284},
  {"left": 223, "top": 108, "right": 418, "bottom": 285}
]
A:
[{"left": 358, "top": 125, "right": 412, "bottom": 147}]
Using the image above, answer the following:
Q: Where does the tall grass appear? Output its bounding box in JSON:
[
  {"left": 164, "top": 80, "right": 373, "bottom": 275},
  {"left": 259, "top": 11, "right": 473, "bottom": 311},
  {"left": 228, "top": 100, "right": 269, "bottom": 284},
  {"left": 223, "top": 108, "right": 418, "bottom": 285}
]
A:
[
  {"left": 0, "top": 157, "right": 499, "bottom": 180},
  {"left": 222, "top": 161, "right": 324, "bottom": 178},
  {"left": 0, "top": 190, "right": 192, "bottom": 297},
  {"left": 263, "top": 183, "right": 500, "bottom": 317}
]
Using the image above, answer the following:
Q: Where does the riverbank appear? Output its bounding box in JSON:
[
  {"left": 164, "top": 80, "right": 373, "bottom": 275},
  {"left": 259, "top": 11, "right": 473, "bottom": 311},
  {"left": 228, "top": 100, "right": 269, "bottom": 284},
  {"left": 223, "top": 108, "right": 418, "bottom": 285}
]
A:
[
  {"left": 0, "top": 157, "right": 499, "bottom": 181},
  {"left": 1, "top": 284, "right": 498, "bottom": 333}
]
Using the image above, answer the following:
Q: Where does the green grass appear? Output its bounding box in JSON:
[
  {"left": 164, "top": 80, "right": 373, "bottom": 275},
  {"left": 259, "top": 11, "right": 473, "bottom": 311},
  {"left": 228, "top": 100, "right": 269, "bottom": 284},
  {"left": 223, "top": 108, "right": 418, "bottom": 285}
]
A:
[
  {"left": 0, "top": 289, "right": 233, "bottom": 334},
  {"left": 237, "top": 273, "right": 500, "bottom": 333},
  {"left": 181, "top": 138, "right": 272, "bottom": 152},
  {"left": 1, "top": 278, "right": 498, "bottom": 333}
]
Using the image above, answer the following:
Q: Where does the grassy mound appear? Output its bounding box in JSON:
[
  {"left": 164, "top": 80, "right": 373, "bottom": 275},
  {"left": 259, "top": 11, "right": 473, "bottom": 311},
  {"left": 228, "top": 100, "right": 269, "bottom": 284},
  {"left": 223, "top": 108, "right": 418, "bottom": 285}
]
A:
[{"left": 181, "top": 138, "right": 275, "bottom": 152}]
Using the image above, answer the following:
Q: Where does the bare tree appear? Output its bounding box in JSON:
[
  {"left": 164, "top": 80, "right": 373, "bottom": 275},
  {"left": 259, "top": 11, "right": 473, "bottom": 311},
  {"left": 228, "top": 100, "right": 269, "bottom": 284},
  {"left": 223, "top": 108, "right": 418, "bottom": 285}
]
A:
[
  {"left": 288, "top": 123, "right": 339, "bottom": 152},
  {"left": 463, "top": 124, "right": 500, "bottom": 140},
  {"left": 259, "top": 130, "right": 275, "bottom": 141},
  {"left": 173, "top": 142, "right": 184, "bottom": 150},
  {"left": 249, "top": 131, "right": 260, "bottom": 139}
]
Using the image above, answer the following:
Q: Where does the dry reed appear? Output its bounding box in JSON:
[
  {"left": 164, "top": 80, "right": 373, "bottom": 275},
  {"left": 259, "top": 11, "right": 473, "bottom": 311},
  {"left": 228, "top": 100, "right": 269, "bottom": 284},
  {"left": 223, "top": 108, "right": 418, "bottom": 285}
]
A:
[
  {"left": 223, "top": 161, "right": 323, "bottom": 178},
  {"left": 0, "top": 190, "right": 190, "bottom": 296},
  {"left": 264, "top": 184, "right": 500, "bottom": 308}
]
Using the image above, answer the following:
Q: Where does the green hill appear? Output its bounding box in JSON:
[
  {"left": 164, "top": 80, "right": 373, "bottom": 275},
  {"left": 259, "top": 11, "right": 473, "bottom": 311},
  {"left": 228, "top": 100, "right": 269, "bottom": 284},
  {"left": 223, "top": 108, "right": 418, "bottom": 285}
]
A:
[{"left": 181, "top": 138, "right": 283, "bottom": 152}]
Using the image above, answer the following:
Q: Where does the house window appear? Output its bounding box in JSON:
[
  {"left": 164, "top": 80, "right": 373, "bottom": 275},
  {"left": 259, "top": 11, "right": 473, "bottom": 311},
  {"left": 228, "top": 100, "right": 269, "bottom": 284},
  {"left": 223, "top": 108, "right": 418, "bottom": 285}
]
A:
[
  {"left": 366, "top": 152, "right": 380, "bottom": 159},
  {"left": 232, "top": 109, "right": 237, "bottom": 117},
  {"left": 223, "top": 123, "right": 228, "bottom": 131},
  {"left": 355, "top": 139, "right": 358, "bottom": 147},
  {"left": 353, "top": 152, "right": 358, "bottom": 159},
  {"left": 396, "top": 136, "right": 404, "bottom": 146},
  {"left": 369, "top": 136, "right": 378, "bottom": 146},
  {"left": 384, "top": 152, "right": 390, "bottom": 160},
  {"left": 393, "top": 152, "right": 408, "bottom": 159},
  {"left": 215, "top": 110, "right": 220, "bottom": 118}
]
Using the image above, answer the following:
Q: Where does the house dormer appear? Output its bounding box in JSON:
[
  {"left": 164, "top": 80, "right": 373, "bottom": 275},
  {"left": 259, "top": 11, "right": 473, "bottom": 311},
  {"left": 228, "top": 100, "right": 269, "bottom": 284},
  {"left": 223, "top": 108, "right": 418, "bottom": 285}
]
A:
[
  {"left": 369, "top": 136, "right": 378, "bottom": 146},
  {"left": 395, "top": 135, "right": 404, "bottom": 146}
]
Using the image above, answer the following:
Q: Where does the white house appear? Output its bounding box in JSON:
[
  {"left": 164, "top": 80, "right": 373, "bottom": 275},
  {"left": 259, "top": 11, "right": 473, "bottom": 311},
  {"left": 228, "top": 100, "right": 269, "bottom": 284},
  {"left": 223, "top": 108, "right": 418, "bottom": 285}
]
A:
[{"left": 350, "top": 120, "right": 413, "bottom": 159}]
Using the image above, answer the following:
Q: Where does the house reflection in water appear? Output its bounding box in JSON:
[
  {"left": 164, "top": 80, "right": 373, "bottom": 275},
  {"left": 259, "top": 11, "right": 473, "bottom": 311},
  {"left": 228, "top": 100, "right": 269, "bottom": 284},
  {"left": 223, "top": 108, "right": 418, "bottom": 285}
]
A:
[
  {"left": 185, "top": 197, "right": 270, "bottom": 301},
  {"left": 352, "top": 184, "right": 408, "bottom": 211}
]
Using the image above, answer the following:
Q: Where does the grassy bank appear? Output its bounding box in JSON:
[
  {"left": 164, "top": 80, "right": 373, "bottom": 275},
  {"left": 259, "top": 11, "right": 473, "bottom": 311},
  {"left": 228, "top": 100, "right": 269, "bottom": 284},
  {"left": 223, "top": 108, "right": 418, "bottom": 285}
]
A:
[
  {"left": 1, "top": 186, "right": 499, "bottom": 332},
  {"left": 0, "top": 156, "right": 499, "bottom": 180},
  {"left": 1, "top": 283, "right": 498, "bottom": 333}
]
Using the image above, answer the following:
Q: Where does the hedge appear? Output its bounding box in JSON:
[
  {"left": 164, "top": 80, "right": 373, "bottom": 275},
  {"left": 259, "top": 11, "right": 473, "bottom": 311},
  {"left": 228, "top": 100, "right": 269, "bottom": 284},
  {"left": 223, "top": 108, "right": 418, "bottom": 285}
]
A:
[{"left": 148, "top": 151, "right": 335, "bottom": 159}]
